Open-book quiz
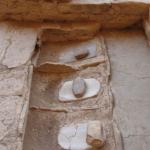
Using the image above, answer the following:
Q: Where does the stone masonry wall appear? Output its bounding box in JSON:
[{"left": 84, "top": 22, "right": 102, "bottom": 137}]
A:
[{"left": 0, "top": 22, "right": 38, "bottom": 150}]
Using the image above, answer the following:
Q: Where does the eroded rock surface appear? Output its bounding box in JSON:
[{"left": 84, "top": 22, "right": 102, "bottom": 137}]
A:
[
  {"left": 0, "top": 67, "right": 28, "bottom": 96},
  {"left": 0, "top": 1, "right": 148, "bottom": 150},
  {"left": 36, "top": 62, "right": 78, "bottom": 73},
  {"left": 0, "top": 23, "right": 38, "bottom": 68},
  {"left": 105, "top": 30, "right": 150, "bottom": 150},
  {"left": 0, "top": 1, "right": 148, "bottom": 29},
  {"left": 0, "top": 96, "right": 29, "bottom": 150},
  {"left": 0, "top": 22, "right": 36, "bottom": 150},
  {"left": 41, "top": 23, "right": 100, "bottom": 42}
]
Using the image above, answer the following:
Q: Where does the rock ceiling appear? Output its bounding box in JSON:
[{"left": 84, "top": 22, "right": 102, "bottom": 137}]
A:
[{"left": 0, "top": 0, "right": 150, "bottom": 29}]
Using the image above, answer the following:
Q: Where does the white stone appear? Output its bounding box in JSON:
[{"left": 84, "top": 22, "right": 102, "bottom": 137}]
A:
[
  {"left": 0, "top": 23, "right": 12, "bottom": 63},
  {"left": 59, "top": 78, "right": 100, "bottom": 102},
  {"left": 0, "top": 67, "right": 28, "bottom": 96},
  {"left": 107, "top": 31, "right": 150, "bottom": 149},
  {"left": 37, "top": 62, "right": 78, "bottom": 73},
  {"left": 58, "top": 123, "right": 91, "bottom": 150},
  {"left": 70, "top": 123, "right": 90, "bottom": 150},
  {"left": 58, "top": 125, "right": 77, "bottom": 149},
  {"left": 1, "top": 23, "right": 38, "bottom": 68}
]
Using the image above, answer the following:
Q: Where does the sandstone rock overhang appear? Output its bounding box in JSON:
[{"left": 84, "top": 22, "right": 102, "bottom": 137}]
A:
[{"left": 0, "top": 0, "right": 150, "bottom": 29}]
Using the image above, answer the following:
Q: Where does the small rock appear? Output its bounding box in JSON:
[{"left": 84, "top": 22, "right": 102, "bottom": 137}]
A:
[
  {"left": 72, "top": 77, "right": 86, "bottom": 98},
  {"left": 59, "top": 78, "right": 100, "bottom": 102},
  {"left": 86, "top": 121, "right": 106, "bottom": 148},
  {"left": 74, "top": 49, "right": 89, "bottom": 60},
  {"left": 1, "top": 23, "right": 38, "bottom": 68}
]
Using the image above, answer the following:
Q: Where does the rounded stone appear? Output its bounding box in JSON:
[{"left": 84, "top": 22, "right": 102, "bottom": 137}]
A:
[
  {"left": 59, "top": 78, "right": 100, "bottom": 102},
  {"left": 87, "top": 137, "right": 105, "bottom": 148},
  {"left": 72, "top": 77, "right": 86, "bottom": 98},
  {"left": 86, "top": 121, "right": 106, "bottom": 148},
  {"left": 74, "top": 49, "right": 89, "bottom": 60}
]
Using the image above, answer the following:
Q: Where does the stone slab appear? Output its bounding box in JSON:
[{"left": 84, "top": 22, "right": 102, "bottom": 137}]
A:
[
  {"left": 58, "top": 123, "right": 90, "bottom": 150},
  {"left": 0, "top": 96, "right": 24, "bottom": 150},
  {"left": 0, "top": 23, "right": 38, "bottom": 68},
  {"left": 0, "top": 1, "right": 149, "bottom": 29},
  {"left": 41, "top": 22, "right": 100, "bottom": 42},
  {"left": 0, "top": 67, "right": 28, "bottom": 96},
  {"left": 104, "top": 30, "right": 150, "bottom": 149},
  {"left": 0, "top": 23, "right": 12, "bottom": 63},
  {"left": 59, "top": 78, "right": 100, "bottom": 102},
  {"left": 0, "top": 22, "right": 35, "bottom": 150},
  {"left": 36, "top": 62, "right": 78, "bottom": 73}
]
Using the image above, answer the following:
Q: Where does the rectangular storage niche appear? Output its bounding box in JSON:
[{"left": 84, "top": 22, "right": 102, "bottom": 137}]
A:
[{"left": 23, "top": 28, "right": 120, "bottom": 150}]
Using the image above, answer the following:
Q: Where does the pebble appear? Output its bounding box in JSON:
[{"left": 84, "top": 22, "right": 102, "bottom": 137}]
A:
[
  {"left": 72, "top": 77, "right": 86, "bottom": 98},
  {"left": 74, "top": 49, "right": 89, "bottom": 60}
]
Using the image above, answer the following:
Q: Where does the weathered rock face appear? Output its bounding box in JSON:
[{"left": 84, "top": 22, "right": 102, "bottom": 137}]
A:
[
  {"left": 0, "top": 96, "right": 24, "bottom": 149},
  {"left": 0, "top": 1, "right": 149, "bottom": 29},
  {"left": 58, "top": 123, "right": 90, "bottom": 150},
  {"left": 0, "top": 67, "right": 28, "bottom": 96},
  {"left": 0, "top": 23, "right": 38, "bottom": 68},
  {"left": 0, "top": 22, "right": 38, "bottom": 150},
  {"left": 1, "top": 1, "right": 149, "bottom": 150}
]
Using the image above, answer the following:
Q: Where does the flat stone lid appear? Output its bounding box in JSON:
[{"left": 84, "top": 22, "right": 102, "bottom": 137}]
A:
[{"left": 58, "top": 123, "right": 91, "bottom": 150}]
